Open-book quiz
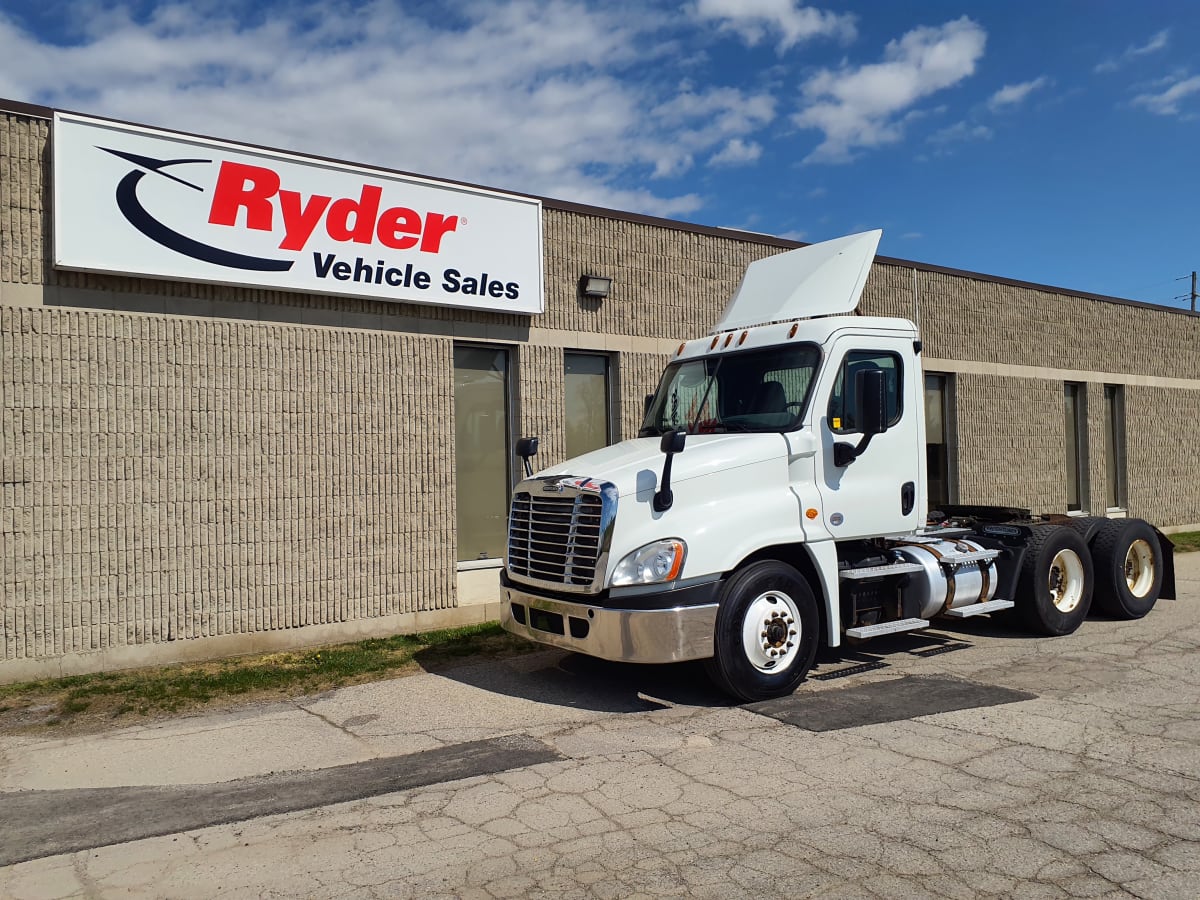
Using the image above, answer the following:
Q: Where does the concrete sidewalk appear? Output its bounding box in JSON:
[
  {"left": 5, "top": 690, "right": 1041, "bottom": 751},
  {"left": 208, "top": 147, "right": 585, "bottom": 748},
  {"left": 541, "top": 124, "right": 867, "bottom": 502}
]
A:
[{"left": 2, "top": 554, "right": 1198, "bottom": 898}]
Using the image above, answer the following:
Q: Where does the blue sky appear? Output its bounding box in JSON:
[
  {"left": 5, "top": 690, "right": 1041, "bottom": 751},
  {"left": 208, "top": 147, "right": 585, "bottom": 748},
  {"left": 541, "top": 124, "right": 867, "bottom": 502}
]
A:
[{"left": 1, "top": 1, "right": 1197, "bottom": 308}]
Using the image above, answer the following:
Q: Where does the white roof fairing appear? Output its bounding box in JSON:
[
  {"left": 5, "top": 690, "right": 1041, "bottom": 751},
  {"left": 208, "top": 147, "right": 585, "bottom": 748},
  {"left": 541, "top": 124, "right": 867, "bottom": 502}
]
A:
[{"left": 709, "top": 229, "right": 882, "bottom": 333}]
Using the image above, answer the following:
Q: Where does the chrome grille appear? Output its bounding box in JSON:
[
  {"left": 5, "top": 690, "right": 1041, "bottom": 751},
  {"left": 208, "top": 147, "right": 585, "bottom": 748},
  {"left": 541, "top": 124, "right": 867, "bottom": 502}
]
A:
[{"left": 507, "top": 486, "right": 612, "bottom": 590}]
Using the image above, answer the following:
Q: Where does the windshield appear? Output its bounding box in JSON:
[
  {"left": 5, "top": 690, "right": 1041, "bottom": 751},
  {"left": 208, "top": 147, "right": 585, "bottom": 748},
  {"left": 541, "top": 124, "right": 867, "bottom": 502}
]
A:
[{"left": 640, "top": 343, "right": 821, "bottom": 436}]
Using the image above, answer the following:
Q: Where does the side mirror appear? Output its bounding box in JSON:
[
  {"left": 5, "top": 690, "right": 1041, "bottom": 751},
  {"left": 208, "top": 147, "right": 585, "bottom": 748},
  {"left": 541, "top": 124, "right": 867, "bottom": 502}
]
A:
[
  {"left": 660, "top": 430, "right": 686, "bottom": 454},
  {"left": 516, "top": 436, "right": 539, "bottom": 478},
  {"left": 653, "top": 430, "right": 686, "bottom": 512},
  {"left": 856, "top": 368, "right": 888, "bottom": 438},
  {"left": 833, "top": 369, "right": 889, "bottom": 467}
]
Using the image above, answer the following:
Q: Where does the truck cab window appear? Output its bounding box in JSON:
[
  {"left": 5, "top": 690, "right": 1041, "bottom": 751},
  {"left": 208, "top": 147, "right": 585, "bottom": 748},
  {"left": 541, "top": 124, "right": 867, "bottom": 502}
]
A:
[
  {"left": 641, "top": 344, "right": 820, "bottom": 436},
  {"left": 828, "top": 350, "right": 902, "bottom": 434}
]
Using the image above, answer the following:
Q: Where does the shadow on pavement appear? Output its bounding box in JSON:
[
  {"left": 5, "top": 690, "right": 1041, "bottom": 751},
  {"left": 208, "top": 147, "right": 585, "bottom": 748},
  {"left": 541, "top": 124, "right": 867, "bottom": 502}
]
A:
[
  {"left": 418, "top": 646, "right": 734, "bottom": 712},
  {"left": 424, "top": 609, "right": 1083, "bottom": 711}
]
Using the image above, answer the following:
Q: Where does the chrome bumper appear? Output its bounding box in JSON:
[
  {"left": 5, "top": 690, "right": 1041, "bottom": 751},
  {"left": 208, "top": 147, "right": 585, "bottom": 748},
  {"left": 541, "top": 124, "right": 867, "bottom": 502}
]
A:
[{"left": 500, "top": 585, "right": 718, "bottom": 664}]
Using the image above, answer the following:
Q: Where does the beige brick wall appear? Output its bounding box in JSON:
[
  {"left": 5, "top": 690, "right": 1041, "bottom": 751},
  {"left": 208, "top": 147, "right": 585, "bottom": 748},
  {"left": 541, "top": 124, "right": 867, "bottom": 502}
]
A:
[
  {"left": 1126, "top": 385, "right": 1200, "bottom": 526},
  {"left": 952, "top": 374, "right": 1069, "bottom": 515},
  {"left": 1, "top": 305, "right": 455, "bottom": 662}
]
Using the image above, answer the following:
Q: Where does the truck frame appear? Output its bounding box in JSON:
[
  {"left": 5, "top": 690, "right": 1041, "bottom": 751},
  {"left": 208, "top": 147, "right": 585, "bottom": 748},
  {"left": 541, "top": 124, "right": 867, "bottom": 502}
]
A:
[{"left": 499, "top": 231, "right": 1176, "bottom": 701}]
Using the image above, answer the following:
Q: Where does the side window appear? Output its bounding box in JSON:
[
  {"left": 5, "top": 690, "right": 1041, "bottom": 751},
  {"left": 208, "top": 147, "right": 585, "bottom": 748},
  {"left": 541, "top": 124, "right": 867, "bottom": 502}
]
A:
[{"left": 828, "top": 351, "right": 902, "bottom": 434}]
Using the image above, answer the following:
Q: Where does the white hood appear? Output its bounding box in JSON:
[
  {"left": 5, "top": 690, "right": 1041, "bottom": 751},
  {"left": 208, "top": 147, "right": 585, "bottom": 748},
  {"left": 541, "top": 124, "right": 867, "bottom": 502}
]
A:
[
  {"left": 533, "top": 433, "right": 787, "bottom": 500},
  {"left": 710, "top": 229, "right": 881, "bottom": 333}
]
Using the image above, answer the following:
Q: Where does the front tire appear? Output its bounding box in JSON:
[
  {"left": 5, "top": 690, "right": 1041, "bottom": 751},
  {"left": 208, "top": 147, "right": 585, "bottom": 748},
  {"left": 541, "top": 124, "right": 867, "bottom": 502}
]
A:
[
  {"left": 1089, "top": 519, "right": 1163, "bottom": 619},
  {"left": 704, "top": 561, "right": 819, "bottom": 702},
  {"left": 1016, "top": 526, "right": 1094, "bottom": 635}
]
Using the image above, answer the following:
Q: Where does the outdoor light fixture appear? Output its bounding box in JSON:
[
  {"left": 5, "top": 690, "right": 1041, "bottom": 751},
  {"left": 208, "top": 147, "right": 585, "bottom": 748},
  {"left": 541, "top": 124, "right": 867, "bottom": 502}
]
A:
[{"left": 579, "top": 274, "right": 613, "bottom": 300}]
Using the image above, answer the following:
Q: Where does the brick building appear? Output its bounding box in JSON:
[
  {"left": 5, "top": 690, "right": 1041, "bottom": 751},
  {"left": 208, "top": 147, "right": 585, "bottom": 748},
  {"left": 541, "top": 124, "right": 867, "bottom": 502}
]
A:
[{"left": 2, "top": 99, "right": 1198, "bottom": 681}]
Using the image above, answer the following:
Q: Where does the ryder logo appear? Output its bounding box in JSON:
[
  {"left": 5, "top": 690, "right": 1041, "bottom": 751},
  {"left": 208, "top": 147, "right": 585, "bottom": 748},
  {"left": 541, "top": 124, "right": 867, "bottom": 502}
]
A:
[
  {"left": 98, "top": 152, "right": 461, "bottom": 271},
  {"left": 206, "top": 161, "right": 460, "bottom": 254}
]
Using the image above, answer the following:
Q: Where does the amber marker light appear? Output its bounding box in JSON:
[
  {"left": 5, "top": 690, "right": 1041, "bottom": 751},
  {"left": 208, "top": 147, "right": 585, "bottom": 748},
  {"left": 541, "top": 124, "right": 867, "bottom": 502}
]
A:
[
  {"left": 737, "top": 331, "right": 748, "bottom": 346},
  {"left": 805, "top": 508, "right": 819, "bottom": 519},
  {"left": 788, "top": 323, "right": 799, "bottom": 338},
  {"left": 665, "top": 541, "right": 686, "bottom": 580},
  {"left": 676, "top": 343, "right": 686, "bottom": 356},
  {"left": 723, "top": 333, "right": 733, "bottom": 347},
  {"left": 709, "top": 336, "right": 720, "bottom": 350}
]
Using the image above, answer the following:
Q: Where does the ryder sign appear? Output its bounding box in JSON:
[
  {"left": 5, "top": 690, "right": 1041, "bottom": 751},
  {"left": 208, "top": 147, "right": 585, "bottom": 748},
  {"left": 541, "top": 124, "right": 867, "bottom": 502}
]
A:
[{"left": 53, "top": 113, "right": 544, "bottom": 314}]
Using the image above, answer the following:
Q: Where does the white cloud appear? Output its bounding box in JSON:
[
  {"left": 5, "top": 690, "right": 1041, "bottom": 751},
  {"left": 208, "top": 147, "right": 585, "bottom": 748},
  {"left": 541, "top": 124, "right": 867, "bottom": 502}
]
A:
[
  {"left": 709, "top": 138, "right": 763, "bottom": 166},
  {"left": 0, "top": 1, "right": 777, "bottom": 218},
  {"left": 1132, "top": 74, "right": 1200, "bottom": 116},
  {"left": 1095, "top": 28, "right": 1170, "bottom": 73},
  {"left": 988, "top": 76, "right": 1049, "bottom": 110},
  {"left": 693, "top": 0, "right": 856, "bottom": 51},
  {"left": 793, "top": 16, "right": 987, "bottom": 163},
  {"left": 928, "top": 121, "right": 992, "bottom": 144}
]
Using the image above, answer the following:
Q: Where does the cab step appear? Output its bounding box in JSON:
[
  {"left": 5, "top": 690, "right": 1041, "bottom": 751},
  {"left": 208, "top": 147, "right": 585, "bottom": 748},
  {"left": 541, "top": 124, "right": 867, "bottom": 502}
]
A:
[
  {"left": 941, "top": 599, "right": 1015, "bottom": 618},
  {"left": 840, "top": 562, "right": 925, "bottom": 580},
  {"left": 845, "top": 617, "right": 929, "bottom": 639},
  {"left": 936, "top": 549, "right": 1001, "bottom": 566}
]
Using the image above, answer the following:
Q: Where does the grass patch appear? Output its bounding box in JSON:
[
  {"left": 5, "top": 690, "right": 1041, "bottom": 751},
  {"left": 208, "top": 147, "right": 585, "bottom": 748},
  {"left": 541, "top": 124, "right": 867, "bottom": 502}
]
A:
[
  {"left": 0, "top": 623, "right": 537, "bottom": 733},
  {"left": 1169, "top": 531, "right": 1200, "bottom": 554}
]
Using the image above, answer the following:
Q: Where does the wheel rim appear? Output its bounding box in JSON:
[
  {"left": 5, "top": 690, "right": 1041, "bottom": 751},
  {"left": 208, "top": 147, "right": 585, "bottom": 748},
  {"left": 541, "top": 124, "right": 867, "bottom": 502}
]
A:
[
  {"left": 1124, "top": 539, "right": 1155, "bottom": 597},
  {"left": 1048, "top": 549, "right": 1086, "bottom": 613},
  {"left": 741, "top": 590, "right": 802, "bottom": 673}
]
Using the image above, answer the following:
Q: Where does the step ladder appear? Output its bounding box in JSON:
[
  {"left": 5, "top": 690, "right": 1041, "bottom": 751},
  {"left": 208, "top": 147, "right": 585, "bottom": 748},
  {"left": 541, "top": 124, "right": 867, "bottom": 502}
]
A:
[
  {"left": 943, "top": 598, "right": 1015, "bottom": 618},
  {"left": 845, "top": 617, "right": 929, "bottom": 639},
  {"left": 839, "top": 561, "right": 925, "bottom": 580}
]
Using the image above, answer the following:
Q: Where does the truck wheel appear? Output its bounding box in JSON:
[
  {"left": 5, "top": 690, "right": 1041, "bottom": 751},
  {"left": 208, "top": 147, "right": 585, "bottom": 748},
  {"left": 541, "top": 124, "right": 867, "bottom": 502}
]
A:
[
  {"left": 1089, "top": 519, "right": 1162, "bottom": 619},
  {"left": 1016, "top": 526, "right": 1094, "bottom": 636},
  {"left": 704, "top": 560, "right": 819, "bottom": 702},
  {"left": 1065, "top": 516, "right": 1106, "bottom": 542}
]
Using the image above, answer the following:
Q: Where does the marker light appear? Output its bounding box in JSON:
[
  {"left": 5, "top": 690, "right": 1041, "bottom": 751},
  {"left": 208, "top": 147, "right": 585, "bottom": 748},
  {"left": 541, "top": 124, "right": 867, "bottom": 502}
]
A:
[
  {"left": 709, "top": 336, "right": 720, "bottom": 350},
  {"left": 676, "top": 343, "right": 686, "bottom": 356},
  {"left": 737, "top": 331, "right": 748, "bottom": 346},
  {"left": 611, "top": 540, "right": 687, "bottom": 586}
]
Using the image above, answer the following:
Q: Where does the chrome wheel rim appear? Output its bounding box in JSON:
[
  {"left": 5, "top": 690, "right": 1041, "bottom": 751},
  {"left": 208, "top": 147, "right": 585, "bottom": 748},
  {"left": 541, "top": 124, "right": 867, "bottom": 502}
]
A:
[
  {"left": 1125, "top": 539, "right": 1155, "bottom": 597},
  {"left": 741, "top": 590, "right": 801, "bottom": 673},
  {"left": 1048, "top": 549, "right": 1086, "bottom": 613}
]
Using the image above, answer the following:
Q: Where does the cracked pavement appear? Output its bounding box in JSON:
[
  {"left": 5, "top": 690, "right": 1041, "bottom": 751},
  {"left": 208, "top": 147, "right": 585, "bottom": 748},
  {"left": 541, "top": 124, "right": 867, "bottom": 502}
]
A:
[{"left": 2, "top": 553, "right": 1198, "bottom": 898}]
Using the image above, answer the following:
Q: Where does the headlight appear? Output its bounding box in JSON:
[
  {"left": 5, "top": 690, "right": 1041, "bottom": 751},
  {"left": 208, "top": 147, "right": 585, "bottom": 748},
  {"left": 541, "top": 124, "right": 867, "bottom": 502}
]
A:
[{"left": 611, "top": 540, "right": 686, "bottom": 586}]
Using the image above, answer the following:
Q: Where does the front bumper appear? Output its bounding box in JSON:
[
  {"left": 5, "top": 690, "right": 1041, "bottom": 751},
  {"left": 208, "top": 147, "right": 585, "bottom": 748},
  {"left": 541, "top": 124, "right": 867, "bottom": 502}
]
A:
[{"left": 500, "top": 578, "right": 720, "bottom": 664}]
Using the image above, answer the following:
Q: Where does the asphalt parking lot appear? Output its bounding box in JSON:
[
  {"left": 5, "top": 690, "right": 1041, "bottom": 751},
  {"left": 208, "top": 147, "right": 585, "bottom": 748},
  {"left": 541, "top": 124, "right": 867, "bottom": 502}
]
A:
[{"left": 2, "top": 553, "right": 1199, "bottom": 899}]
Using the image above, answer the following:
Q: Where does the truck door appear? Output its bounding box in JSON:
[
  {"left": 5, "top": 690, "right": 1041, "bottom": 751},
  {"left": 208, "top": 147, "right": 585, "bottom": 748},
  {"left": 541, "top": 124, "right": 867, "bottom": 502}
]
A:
[{"left": 814, "top": 337, "right": 923, "bottom": 539}]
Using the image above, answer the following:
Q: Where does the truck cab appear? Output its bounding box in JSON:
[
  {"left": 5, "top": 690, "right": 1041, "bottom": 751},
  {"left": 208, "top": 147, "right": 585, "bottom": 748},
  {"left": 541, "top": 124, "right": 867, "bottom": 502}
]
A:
[{"left": 500, "top": 231, "right": 1173, "bottom": 700}]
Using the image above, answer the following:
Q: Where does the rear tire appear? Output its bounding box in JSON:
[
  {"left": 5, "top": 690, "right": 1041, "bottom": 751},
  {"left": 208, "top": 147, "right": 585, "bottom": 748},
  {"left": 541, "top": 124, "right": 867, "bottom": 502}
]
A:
[
  {"left": 704, "top": 561, "right": 819, "bottom": 702},
  {"left": 1089, "top": 519, "right": 1162, "bottom": 619},
  {"left": 1016, "top": 526, "right": 1093, "bottom": 635}
]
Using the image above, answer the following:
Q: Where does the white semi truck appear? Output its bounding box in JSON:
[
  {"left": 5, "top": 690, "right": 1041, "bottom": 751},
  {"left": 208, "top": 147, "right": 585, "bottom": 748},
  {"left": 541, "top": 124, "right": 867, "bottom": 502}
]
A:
[{"left": 499, "top": 231, "right": 1176, "bottom": 701}]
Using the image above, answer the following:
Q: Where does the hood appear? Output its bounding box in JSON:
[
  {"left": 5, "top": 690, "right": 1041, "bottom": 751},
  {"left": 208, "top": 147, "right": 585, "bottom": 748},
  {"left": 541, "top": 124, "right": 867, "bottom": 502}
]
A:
[
  {"left": 710, "top": 229, "right": 881, "bottom": 332},
  {"left": 533, "top": 433, "right": 787, "bottom": 499}
]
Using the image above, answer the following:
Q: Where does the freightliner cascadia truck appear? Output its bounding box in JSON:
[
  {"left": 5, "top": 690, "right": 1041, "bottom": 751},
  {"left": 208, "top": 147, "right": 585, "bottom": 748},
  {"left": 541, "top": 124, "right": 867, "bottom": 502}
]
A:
[{"left": 499, "top": 231, "right": 1176, "bottom": 701}]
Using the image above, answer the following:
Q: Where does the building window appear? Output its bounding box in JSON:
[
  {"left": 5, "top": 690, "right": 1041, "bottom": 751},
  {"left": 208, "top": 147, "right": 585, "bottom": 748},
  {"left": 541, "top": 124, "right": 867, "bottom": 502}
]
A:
[
  {"left": 1104, "top": 384, "right": 1127, "bottom": 510},
  {"left": 564, "top": 352, "right": 611, "bottom": 458},
  {"left": 924, "top": 372, "right": 955, "bottom": 507},
  {"left": 453, "top": 345, "right": 512, "bottom": 562},
  {"left": 828, "top": 350, "right": 903, "bottom": 434},
  {"left": 1064, "top": 382, "right": 1088, "bottom": 512}
]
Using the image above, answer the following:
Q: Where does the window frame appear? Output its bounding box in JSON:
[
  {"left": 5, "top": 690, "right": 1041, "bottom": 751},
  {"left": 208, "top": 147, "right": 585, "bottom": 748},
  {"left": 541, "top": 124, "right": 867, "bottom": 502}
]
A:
[
  {"left": 452, "top": 342, "right": 516, "bottom": 566},
  {"left": 563, "top": 350, "right": 614, "bottom": 457},
  {"left": 827, "top": 349, "right": 905, "bottom": 435}
]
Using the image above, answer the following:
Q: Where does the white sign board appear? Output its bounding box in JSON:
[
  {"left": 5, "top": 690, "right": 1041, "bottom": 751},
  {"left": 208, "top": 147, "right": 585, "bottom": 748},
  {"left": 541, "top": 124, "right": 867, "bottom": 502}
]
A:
[{"left": 53, "top": 113, "right": 545, "bottom": 314}]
